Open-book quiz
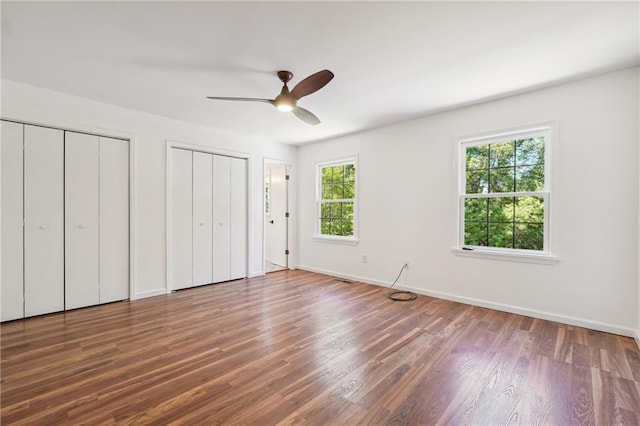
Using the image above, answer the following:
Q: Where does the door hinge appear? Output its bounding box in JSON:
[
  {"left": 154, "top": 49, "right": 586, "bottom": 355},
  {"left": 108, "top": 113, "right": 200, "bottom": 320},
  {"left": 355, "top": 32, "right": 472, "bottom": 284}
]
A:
[
  {"left": 285, "top": 249, "right": 290, "bottom": 255},
  {"left": 285, "top": 174, "right": 290, "bottom": 180},
  {"left": 285, "top": 212, "right": 289, "bottom": 218}
]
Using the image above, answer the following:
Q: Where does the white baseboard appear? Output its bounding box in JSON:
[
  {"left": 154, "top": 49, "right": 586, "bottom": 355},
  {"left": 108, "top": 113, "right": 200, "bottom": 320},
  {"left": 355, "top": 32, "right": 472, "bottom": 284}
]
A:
[
  {"left": 295, "top": 264, "right": 637, "bottom": 339},
  {"left": 296, "top": 264, "right": 390, "bottom": 287},
  {"left": 248, "top": 271, "right": 265, "bottom": 278},
  {"left": 135, "top": 288, "right": 169, "bottom": 300}
]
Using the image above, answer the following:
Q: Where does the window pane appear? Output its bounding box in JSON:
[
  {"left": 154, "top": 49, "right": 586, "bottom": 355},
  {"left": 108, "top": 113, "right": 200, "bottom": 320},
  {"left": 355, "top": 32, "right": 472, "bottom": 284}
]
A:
[
  {"left": 515, "top": 165, "right": 544, "bottom": 192},
  {"left": 344, "top": 164, "right": 355, "bottom": 182},
  {"left": 489, "top": 167, "right": 515, "bottom": 192},
  {"left": 320, "top": 202, "right": 331, "bottom": 219},
  {"left": 342, "top": 202, "right": 354, "bottom": 220},
  {"left": 343, "top": 181, "right": 355, "bottom": 199},
  {"left": 516, "top": 137, "right": 545, "bottom": 166},
  {"left": 464, "top": 222, "right": 488, "bottom": 246},
  {"left": 330, "top": 202, "right": 342, "bottom": 219},
  {"left": 464, "top": 198, "right": 487, "bottom": 222},
  {"left": 466, "top": 145, "right": 488, "bottom": 170},
  {"left": 489, "top": 141, "right": 515, "bottom": 168},
  {"left": 336, "top": 219, "right": 354, "bottom": 236},
  {"left": 488, "top": 197, "right": 514, "bottom": 222},
  {"left": 321, "top": 219, "right": 332, "bottom": 235},
  {"left": 466, "top": 170, "right": 488, "bottom": 194},
  {"left": 515, "top": 223, "right": 543, "bottom": 250},
  {"left": 515, "top": 196, "right": 544, "bottom": 223},
  {"left": 322, "top": 183, "right": 343, "bottom": 199},
  {"left": 489, "top": 222, "right": 514, "bottom": 249}
]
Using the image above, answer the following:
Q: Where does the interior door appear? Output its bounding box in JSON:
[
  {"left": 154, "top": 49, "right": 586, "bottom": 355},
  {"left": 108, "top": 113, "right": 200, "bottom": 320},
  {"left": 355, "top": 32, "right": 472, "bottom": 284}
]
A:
[
  {"left": 193, "top": 151, "right": 213, "bottom": 286},
  {"left": 99, "top": 137, "right": 130, "bottom": 303},
  {"left": 65, "top": 132, "right": 100, "bottom": 310},
  {"left": 171, "top": 148, "right": 193, "bottom": 290},
  {"left": 24, "top": 125, "right": 64, "bottom": 316},
  {"left": 212, "top": 155, "right": 231, "bottom": 283},
  {"left": 1, "top": 120, "right": 25, "bottom": 321},
  {"left": 230, "top": 157, "right": 247, "bottom": 280},
  {"left": 265, "top": 162, "right": 288, "bottom": 272}
]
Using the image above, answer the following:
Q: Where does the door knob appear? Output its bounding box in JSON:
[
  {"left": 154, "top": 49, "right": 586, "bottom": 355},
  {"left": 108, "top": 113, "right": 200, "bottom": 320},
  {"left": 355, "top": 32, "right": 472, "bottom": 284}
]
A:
[{"left": 269, "top": 220, "right": 274, "bottom": 224}]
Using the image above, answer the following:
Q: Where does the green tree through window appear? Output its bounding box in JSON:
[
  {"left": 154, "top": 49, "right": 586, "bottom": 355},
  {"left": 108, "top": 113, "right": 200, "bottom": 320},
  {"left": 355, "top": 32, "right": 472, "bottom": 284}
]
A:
[
  {"left": 462, "top": 132, "right": 548, "bottom": 251},
  {"left": 318, "top": 160, "right": 356, "bottom": 238}
]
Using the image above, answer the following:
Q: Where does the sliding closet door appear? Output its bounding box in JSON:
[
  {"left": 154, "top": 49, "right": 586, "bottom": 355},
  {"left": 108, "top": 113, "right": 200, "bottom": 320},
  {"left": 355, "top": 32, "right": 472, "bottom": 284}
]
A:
[
  {"left": 65, "top": 132, "right": 100, "bottom": 310},
  {"left": 24, "top": 125, "right": 64, "bottom": 317},
  {"left": 1, "top": 121, "right": 25, "bottom": 321},
  {"left": 193, "top": 152, "right": 213, "bottom": 286},
  {"left": 100, "top": 137, "right": 129, "bottom": 303},
  {"left": 171, "top": 149, "right": 193, "bottom": 290},
  {"left": 212, "top": 155, "right": 231, "bottom": 283},
  {"left": 230, "top": 158, "right": 247, "bottom": 280}
]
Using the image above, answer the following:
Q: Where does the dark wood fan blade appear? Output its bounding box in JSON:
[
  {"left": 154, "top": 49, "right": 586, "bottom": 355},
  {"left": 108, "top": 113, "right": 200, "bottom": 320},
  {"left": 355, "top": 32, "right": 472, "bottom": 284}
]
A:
[
  {"left": 292, "top": 106, "right": 320, "bottom": 125},
  {"left": 206, "top": 96, "right": 274, "bottom": 105},
  {"left": 289, "top": 70, "right": 334, "bottom": 100}
]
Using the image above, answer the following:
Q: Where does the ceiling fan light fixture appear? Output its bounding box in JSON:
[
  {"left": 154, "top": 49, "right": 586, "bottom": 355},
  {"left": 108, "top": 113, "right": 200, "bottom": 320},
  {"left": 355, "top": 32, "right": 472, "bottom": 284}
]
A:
[
  {"left": 277, "top": 103, "right": 293, "bottom": 112},
  {"left": 206, "top": 69, "right": 334, "bottom": 125}
]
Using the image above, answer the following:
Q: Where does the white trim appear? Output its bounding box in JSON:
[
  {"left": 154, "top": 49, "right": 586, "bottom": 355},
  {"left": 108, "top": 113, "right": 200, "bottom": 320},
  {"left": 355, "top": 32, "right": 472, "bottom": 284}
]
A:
[
  {"left": 315, "top": 155, "right": 359, "bottom": 241},
  {"left": 0, "top": 114, "right": 138, "bottom": 303},
  {"left": 402, "top": 284, "right": 637, "bottom": 338},
  {"left": 296, "top": 264, "right": 390, "bottom": 287},
  {"left": 312, "top": 235, "right": 359, "bottom": 245},
  {"left": 295, "top": 264, "right": 636, "bottom": 338},
  {"left": 135, "top": 289, "right": 169, "bottom": 299},
  {"left": 451, "top": 247, "right": 560, "bottom": 264},
  {"left": 248, "top": 270, "right": 265, "bottom": 278},
  {"left": 165, "top": 140, "right": 252, "bottom": 292},
  {"left": 455, "top": 122, "right": 557, "bottom": 259},
  {"left": 635, "top": 330, "right": 640, "bottom": 351},
  {"left": 263, "top": 158, "right": 294, "bottom": 273},
  {"left": 168, "top": 139, "right": 250, "bottom": 159}
]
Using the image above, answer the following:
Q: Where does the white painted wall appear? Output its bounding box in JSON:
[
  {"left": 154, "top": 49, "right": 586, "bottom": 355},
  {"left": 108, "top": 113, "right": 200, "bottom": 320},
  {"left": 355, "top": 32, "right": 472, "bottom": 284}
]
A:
[
  {"left": 297, "top": 68, "right": 639, "bottom": 336},
  {"left": 1, "top": 80, "right": 296, "bottom": 299}
]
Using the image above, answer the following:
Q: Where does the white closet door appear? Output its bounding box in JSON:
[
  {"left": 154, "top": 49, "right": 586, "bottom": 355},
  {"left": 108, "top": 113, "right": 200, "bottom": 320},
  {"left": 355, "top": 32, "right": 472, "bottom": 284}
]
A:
[
  {"left": 193, "top": 152, "right": 213, "bottom": 286},
  {"left": 65, "top": 132, "right": 100, "bottom": 310},
  {"left": 212, "top": 155, "right": 231, "bottom": 283},
  {"left": 99, "top": 137, "right": 129, "bottom": 303},
  {"left": 171, "top": 149, "right": 193, "bottom": 290},
  {"left": 1, "top": 121, "right": 25, "bottom": 321},
  {"left": 24, "top": 125, "right": 64, "bottom": 317},
  {"left": 230, "top": 158, "right": 247, "bottom": 280}
]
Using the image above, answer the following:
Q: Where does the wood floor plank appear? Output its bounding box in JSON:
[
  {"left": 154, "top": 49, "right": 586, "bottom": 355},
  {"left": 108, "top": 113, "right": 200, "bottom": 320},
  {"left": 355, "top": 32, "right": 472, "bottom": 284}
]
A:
[{"left": 2, "top": 270, "right": 639, "bottom": 424}]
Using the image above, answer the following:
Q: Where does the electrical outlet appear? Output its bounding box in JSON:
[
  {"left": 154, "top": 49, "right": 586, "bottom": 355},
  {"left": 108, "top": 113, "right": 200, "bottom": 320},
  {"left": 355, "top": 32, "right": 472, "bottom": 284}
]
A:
[
  {"left": 362, "top": 255, "right": 368, "bottom": 263},
  {"left": 404, "top": 260, "right": 410, "bottom": 269}
]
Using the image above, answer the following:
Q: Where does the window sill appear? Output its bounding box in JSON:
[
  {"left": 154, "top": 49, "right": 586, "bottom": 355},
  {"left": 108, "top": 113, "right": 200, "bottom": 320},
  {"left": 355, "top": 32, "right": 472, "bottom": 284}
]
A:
[
  {"left": 451, "top": 247, "right": 560, "bottom": 264},
  {"left": 313, "top": 235, "right": 359, "bottom": 246}
]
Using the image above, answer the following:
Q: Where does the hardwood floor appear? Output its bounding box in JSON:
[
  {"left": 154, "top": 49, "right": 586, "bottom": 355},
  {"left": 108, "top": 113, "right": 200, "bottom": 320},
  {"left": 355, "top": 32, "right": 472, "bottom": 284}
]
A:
[{"left": 2, "top": 270, "right": 639, "bottom": 425}]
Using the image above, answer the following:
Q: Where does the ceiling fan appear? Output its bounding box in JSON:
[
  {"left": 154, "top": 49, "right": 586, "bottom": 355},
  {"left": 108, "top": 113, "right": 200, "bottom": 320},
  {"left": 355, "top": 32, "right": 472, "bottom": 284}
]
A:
[{"left": 207, "top": 69, "right": 334, "bottom": 125}]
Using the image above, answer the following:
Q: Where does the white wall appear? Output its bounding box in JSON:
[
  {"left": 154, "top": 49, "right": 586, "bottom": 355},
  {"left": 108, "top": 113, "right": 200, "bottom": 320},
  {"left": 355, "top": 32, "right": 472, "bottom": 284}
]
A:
[
  {"left": 1, "top": 80, "right": 296, "bottom": 299},
  {"left": 297, "top": 68, "right": 639, "bottom": 336}
]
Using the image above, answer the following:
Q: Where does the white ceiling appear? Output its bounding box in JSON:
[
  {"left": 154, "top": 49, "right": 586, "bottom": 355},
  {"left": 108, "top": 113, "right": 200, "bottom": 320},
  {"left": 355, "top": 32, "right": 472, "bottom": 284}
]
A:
[{"left": 2, "top": 1, "right": 638, "bottom": 145}]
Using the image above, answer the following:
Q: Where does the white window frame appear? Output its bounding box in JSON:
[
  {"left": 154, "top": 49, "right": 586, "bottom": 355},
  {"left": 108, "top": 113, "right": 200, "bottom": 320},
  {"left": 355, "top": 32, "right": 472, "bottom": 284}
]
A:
[
  {"left": 314, "top": 156, "right": 358, "bottom": 244},
  {"left": 454, "top": 125, "right": 559, "bottom": 264}
]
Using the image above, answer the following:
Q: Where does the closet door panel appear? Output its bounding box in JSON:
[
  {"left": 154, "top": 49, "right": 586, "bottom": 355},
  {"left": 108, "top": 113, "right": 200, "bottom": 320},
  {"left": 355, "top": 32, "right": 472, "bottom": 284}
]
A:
[
  {"left": 212, "top": 155, "right": 231, "bottom": 283},
  {"left": 1, "top": 121, "right": 24, "bottom": 321},
  {"left": 24, "top": 125, "right": 64, "bottom": 317},
  {"left": 100, "top": 137, "right": 129, "bottom": 303},
  {"left": 230, "top": 158, "right": 247, "bottom": 280},
  {"left": 192, "top": 152, "right": 213, "bottom": 286},
  {"left": 65, "top": 132, "right": 100, "bottom": 310},
  {"left": 171, "top": 149, "right": 193, "bottom": 290}
]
